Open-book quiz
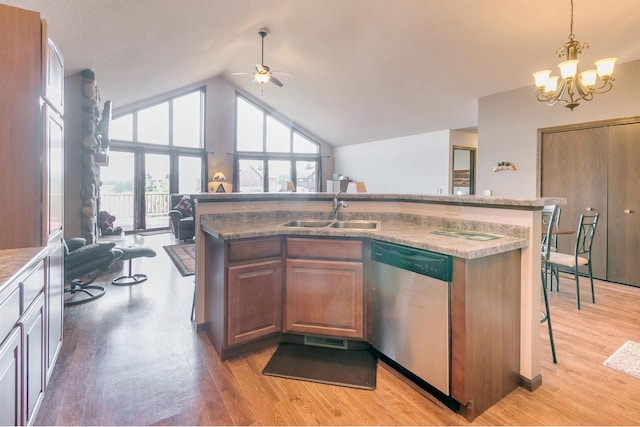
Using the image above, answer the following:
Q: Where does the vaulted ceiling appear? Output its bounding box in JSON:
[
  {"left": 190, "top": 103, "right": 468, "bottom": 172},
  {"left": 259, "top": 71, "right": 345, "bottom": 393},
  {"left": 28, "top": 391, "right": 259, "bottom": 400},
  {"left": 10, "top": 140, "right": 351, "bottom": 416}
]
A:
[{"left": 6, "top": 0, "right": 640, "bottom": 146}]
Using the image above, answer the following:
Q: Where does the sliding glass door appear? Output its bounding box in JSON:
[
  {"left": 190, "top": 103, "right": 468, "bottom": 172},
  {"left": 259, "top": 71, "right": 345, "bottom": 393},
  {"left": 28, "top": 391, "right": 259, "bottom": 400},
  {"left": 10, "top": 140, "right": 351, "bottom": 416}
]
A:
[
  {"left": 100, "top": 151, "right": 135, "bottom": 231},
  {"left": 145, "top": 153, "right": 170, "bottom": 229}
]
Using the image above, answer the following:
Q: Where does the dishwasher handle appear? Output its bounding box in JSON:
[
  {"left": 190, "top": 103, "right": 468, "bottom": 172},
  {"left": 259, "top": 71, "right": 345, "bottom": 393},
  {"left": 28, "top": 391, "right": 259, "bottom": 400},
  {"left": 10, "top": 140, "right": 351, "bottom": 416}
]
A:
[{"left": 371, "top": 240, "right": 452, "bottom": 282}]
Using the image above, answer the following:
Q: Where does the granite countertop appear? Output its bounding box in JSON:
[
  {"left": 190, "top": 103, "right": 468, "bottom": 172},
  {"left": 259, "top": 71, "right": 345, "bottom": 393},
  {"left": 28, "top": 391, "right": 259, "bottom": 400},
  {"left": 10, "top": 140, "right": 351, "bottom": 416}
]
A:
[
  {"left": 192, "top": 191, "right": 566, "bottom": 210},
  {"left": 0, "top": 246, "right": 48, "bottom": 291},
  {"left": 200, "top": 217, "right": 528, "bottom": 259}
]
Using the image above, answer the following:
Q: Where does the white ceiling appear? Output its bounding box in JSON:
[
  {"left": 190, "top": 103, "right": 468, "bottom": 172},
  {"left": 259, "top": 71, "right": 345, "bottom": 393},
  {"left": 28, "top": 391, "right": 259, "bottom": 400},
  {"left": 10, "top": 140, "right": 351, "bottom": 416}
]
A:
[{"left": 6, "top": 0, "right": 640, "bottom": 146}]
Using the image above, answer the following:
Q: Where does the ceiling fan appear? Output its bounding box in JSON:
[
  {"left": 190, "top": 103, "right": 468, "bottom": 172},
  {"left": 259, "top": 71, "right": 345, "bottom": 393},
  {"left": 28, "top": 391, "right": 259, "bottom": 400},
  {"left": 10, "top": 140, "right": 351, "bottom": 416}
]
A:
[{"left": 233, "top": 28, "right": 289, "bottom": 91}]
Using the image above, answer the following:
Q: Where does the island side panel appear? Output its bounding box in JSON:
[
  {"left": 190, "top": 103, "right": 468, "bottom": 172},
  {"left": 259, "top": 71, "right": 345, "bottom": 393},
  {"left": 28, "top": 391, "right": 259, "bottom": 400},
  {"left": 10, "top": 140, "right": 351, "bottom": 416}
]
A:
[
  {"left": 204, "top": 234, "right": 226, "bottom": 357},
  {"left": 451, "top": 249, "right": 521, "bottom": 421}
]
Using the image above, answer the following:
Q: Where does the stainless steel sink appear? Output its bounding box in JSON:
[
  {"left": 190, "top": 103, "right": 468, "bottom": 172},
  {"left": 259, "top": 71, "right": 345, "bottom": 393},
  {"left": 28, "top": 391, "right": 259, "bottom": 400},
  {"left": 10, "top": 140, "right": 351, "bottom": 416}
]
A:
[
  {"left": 280, "top": 219, "right": 380, "bottom": 230},
  {"left": 329, "top": 220, "right": 379, "bottom": 230},
  {"left": 280, "top": 219, "right": 333, "bottom": 228}
]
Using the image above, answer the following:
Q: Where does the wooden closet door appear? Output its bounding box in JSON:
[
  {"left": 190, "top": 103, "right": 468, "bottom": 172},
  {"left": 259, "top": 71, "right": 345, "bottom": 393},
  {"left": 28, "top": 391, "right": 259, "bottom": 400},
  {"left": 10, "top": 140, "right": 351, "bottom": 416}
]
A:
[
  {"left": 607, "top": 123, "right": 640, "bottom": 286},
  {"left": 541, "top": 127, "right": 608, "bottom": 279}
]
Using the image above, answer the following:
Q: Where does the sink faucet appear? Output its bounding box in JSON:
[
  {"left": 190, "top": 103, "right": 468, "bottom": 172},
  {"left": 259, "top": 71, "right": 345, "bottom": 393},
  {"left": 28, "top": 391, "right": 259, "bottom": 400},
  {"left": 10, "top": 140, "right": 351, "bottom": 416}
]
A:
[{"left": 332, "top": 191, "right": 348, "bottom": 220}]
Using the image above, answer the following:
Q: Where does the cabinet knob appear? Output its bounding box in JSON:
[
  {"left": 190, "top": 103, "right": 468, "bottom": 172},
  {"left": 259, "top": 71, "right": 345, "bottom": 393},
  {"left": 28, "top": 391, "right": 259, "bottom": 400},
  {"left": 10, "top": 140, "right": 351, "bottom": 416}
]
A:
[
  {"left": 585, "top": 207, "right": 594, "bottom": 211},
  {"left": 624, "top": 209, "right": 632, "bottom": 214}
]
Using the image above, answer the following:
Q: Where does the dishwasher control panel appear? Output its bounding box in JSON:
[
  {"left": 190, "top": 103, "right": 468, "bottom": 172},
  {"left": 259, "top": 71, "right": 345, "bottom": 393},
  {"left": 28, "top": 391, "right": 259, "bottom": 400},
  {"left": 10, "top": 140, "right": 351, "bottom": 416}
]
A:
[{"left": 371, "top": 240, "right": 452, "bottom": 282}]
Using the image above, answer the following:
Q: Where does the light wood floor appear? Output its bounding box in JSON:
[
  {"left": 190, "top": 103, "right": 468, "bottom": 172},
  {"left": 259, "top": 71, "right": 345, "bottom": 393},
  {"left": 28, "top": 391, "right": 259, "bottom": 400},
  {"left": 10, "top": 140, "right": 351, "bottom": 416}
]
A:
[{"left": 35, "top": 233, "right": 640, "bottom": 425}]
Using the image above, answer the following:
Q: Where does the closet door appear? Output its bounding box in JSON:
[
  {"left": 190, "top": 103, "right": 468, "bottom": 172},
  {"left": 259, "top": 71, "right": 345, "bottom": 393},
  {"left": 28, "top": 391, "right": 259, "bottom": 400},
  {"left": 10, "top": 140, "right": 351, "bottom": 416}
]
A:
[
  {"left": 541, "top": 127, "right": 608, "bottom": 279},
  {"left": 607, "top": 123, "right": 640, "bottom": 286}
]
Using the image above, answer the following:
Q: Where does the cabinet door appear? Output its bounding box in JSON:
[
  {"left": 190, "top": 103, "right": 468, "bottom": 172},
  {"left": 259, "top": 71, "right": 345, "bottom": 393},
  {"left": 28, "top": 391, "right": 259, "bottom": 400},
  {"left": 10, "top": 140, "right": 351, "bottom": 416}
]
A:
[
  {"left": 43, "top": 104, "right": 64, "bottom": 238},
  {"left": 541, "top": 127, "right": 609, "bottom": 278},
  {"left": 285, "top": 259, "right": 363, "bottom": 339},
  {"left": 0, "top": 327, "right": 22, "bottom": 426},
  {"left": 607, "top": 123, "right": 640, "bottom": 285},
  {"left": 20, "top": 293, "right": 46, "bottom": 426},
  {"left": 46, "top": 236, "right": 64, "bottom": 381},
  {"left": 227, "top": 260, "right": 282, "bottom": 346}
]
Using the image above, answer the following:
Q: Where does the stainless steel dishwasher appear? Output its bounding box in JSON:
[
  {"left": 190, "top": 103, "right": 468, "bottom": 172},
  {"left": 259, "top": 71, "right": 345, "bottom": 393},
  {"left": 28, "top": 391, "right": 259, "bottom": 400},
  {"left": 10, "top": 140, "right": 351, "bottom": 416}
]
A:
[{"left": 371, "top": 240, "right": 452, "bottom": 396}]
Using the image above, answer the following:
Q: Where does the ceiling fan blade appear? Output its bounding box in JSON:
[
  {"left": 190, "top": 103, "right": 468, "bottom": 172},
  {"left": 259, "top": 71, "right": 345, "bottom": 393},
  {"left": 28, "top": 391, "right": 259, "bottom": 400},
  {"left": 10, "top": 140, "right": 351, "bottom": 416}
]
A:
[
  {"left": 269, "top": 76, "right": 284, "bottom": 87},
  {"left": 232, "top": 72, "right": 253, "bottom": 76},
  {"left": 271, "top": 71, "right": 292, "bottom": 76}
]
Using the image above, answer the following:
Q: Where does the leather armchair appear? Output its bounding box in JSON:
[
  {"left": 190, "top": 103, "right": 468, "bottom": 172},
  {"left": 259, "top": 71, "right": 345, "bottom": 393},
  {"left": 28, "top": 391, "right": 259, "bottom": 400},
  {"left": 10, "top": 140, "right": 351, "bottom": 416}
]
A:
[
  {"left": 64, "top": 238, "right": 123, "bottom": 305},
  {"left": 168, "top": 194, "right": 196, "bottom": 241}
]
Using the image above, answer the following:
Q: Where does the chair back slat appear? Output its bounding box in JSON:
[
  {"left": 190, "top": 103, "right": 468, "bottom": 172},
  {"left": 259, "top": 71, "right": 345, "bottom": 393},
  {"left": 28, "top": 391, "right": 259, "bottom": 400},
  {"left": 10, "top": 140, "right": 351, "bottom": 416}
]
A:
[
  {"left": 541, "top": 205, "right": 559, "bottom": 261},
  {"left": 575, "top": 213, "right": 599, "bottom": 258}
]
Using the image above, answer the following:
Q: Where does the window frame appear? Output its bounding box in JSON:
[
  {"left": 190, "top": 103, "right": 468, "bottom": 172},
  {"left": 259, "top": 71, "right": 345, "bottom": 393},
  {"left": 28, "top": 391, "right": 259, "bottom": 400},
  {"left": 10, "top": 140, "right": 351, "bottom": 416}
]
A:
[{"left": 234, "top": 93, "right": 322, "bottom": 193}]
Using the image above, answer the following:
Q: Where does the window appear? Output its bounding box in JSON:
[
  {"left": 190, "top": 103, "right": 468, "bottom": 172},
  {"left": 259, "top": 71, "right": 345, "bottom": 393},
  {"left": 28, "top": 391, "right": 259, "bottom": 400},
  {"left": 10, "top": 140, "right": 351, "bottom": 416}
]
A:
[
  {"left": 102, "top": 88, "right": 206, "bottom": 231},
  {"left": 235, "top": 94, "right": 321, "bottom": 193}
]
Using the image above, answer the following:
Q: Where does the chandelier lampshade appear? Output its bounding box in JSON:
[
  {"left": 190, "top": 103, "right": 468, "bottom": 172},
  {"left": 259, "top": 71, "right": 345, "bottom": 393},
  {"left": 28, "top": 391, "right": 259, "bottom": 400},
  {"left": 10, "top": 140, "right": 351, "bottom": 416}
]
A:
[{"left": 532, "top": 0, "right": 617, "bottom": 110}]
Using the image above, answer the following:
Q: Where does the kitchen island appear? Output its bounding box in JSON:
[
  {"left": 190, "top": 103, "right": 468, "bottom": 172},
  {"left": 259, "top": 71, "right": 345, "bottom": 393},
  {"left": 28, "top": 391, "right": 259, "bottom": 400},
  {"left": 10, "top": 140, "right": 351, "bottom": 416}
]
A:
[{"left": 192, "top": 192, "right": 563, "bottom": 420}]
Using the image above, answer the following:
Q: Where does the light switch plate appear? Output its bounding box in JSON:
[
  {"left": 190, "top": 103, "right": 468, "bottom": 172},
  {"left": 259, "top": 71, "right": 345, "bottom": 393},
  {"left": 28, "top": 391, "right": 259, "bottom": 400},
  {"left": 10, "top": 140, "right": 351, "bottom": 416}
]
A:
[{"left": 483, "top": 190, "right": 492, "bottom": 196}]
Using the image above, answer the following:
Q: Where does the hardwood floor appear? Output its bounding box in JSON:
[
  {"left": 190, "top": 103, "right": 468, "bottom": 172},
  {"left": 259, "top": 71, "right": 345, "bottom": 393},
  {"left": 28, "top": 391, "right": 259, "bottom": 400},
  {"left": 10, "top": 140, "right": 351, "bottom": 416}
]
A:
[{"left": 35, "top": 233, "right": 640, "bottom": 425}]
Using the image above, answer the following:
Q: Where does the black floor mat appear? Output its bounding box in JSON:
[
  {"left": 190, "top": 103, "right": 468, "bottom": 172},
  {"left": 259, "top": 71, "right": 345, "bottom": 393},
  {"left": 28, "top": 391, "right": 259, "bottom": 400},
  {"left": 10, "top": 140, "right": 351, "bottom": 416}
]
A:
[{"left": 262, "top": 342, "right": 377, "bottom": 390}]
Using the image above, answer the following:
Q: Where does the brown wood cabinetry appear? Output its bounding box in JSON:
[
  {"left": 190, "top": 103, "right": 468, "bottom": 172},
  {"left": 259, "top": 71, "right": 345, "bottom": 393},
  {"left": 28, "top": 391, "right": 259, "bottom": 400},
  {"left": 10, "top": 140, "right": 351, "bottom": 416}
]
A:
[
  {"left": 227, "top": 260, "right": 282, "bottom": 346},
  {"left": 541, "top": 120, "right": 640, "bottom": 285},
  {"left": 0, "top": 327, "right": 21, "bottom": 426},
  {"left": 204, "top": 236, "right": 283, "bottom": 360},
  {"left": 0, "top": 4, "right": 65, "bottom": 425},
  {"left": 450, "top": 250, "right": 521, "bottom": 421},
  {"left": 285, "top": 238, "right": 364, "bottom": 339},
  {"left": 0, "top": 248, "right": 48, "bottom": 426}
]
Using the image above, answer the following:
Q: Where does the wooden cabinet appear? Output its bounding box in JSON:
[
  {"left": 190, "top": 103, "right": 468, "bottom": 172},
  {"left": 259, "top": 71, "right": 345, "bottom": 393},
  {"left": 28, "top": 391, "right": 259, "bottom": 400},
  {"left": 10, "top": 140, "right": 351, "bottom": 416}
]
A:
[
  {"left": 204, "top": 236, "right": 283, "bottom": 360},
  {"left": 541, "top": 119, "right": 640, "bottom": 285},
  {"left": 0, "top": 248, "right": 48, "bottom": 426},
  {"left": 450, "top": 250, "right": 521, "bottom": 421},
  {"left": 285, "top": 238, "right": 364, "bottom": 339},
  {"left": 46, "top": 234, "right": 64, "bottom": 381},
  {"left": 227, "top": 260, "right": 282, "bottom": 346},
  {"left": 0, "top": 327, "right": 22, "bottom": 426},
  {"left": 20, "top": 294, "right": 46, "bottom": 426},
  {"left": 0, "top": 4, "right": 43, "bottom": 250}
]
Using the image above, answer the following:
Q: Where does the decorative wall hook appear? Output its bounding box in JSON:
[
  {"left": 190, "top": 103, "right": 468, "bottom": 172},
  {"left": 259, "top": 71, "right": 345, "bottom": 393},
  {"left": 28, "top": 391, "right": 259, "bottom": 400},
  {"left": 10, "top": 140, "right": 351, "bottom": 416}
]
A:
[{"left": 493, "top": 161, "right": 516, "bottom": 172}]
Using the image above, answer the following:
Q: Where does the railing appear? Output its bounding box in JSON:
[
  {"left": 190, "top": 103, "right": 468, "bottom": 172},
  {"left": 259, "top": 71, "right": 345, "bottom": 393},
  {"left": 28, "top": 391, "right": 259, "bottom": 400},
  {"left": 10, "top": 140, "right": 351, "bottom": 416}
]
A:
[{"left": 100, "top": 192, "right": 170, "bottom": 230}]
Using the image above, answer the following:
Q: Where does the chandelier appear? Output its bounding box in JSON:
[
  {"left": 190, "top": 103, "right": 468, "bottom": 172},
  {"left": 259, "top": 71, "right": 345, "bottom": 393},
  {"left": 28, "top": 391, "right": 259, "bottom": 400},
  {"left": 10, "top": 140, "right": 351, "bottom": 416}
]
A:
[{"left": 532, "top": 0, "right": 617, "bottom": 110}]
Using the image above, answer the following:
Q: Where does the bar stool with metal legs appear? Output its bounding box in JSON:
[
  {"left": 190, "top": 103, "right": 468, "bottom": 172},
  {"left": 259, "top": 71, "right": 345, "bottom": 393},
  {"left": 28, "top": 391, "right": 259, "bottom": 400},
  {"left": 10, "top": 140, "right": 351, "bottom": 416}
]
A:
[{"left": 541, "top": 205, "right": 559, "bottom": 363}]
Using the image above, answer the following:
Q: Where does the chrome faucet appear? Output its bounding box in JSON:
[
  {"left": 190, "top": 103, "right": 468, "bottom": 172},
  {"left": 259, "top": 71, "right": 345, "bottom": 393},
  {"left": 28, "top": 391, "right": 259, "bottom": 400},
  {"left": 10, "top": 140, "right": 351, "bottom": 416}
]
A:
[{"left": 332, "top": 191, "right": 348, "bottom": 220}]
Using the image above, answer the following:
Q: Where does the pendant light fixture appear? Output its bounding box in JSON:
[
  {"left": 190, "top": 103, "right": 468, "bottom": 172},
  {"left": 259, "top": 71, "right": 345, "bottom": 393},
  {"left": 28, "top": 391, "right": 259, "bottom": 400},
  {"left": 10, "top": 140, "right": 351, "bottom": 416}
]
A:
[{"left": 532, "top": 0, "right": 617, "bottom": 110}]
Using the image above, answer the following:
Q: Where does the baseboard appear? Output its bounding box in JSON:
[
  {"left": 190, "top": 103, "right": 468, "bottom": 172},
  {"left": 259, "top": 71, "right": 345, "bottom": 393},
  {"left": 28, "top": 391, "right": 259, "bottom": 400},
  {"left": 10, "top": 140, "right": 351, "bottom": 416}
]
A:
[{"left": 519, "top": 373, "right": 542, "bottom": 391}]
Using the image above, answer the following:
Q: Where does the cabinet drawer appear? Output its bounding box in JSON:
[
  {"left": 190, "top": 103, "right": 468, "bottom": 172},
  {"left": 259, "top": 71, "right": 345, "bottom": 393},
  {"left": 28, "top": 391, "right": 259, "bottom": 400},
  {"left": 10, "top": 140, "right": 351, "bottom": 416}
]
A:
[
  {"left": 0, "top": 284, "right": 20, "bottom": 344},
  {"left": 287, "top": 238, "right": 363, "bottom": 261},
  {"left": 20, "top": 261, "right": 45, "bottom": 313},
  {"left": 228, "top": 238, "right": 281, "bottom": 263}
]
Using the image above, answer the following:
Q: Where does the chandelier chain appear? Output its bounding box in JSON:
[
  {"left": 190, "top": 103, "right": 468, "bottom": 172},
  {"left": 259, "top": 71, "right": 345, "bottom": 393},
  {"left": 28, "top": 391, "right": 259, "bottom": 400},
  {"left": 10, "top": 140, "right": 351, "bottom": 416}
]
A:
[{"left": 568, "top": 0, "right": 574, "bottom": 40}]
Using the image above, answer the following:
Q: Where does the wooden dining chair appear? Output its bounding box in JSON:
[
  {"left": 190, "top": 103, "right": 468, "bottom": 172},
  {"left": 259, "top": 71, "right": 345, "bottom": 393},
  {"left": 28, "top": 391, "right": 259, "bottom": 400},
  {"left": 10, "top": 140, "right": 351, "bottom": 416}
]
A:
[{"left": 546, "top": 213, "right": 599, "bottom": 310}]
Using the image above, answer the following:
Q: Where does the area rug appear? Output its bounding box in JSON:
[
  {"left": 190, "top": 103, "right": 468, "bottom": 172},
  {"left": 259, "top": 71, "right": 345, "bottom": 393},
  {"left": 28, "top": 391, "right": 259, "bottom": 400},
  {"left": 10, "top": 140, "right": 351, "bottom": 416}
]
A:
[
  {"left": 163, "top": 243, "right": 195, "bottom": 276},
  {"left": 262, "top": 342, "right": 377, "bottom": 390},
  {"left": 603, "top": 340, "right": 640, "bottom": 379}
]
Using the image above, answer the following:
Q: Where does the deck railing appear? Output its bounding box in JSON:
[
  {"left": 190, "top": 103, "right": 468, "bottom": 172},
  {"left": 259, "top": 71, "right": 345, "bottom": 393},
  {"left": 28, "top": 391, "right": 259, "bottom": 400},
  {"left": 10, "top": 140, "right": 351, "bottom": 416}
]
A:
[{"left": 100, "top": 192, "right": 170, "bottom": 230}]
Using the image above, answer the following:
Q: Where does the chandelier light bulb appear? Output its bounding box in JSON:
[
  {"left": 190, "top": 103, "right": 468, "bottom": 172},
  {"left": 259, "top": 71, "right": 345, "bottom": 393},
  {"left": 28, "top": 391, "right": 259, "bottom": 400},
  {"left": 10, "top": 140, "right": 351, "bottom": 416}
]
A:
[
  {"left": 533, "top": 70, "right": 552, "bottom": 89},
  {"left": 581, "top": 69, "right": 598, "bottom": 87},
  {"left": 559, "top": 59, "right": 579, "bottom": 79},
  {"left": 595, "top": 58, "right": 617, "bottom": 78},
  {"left": 546, "top": 76, "right": 560, "bottom": 93}
]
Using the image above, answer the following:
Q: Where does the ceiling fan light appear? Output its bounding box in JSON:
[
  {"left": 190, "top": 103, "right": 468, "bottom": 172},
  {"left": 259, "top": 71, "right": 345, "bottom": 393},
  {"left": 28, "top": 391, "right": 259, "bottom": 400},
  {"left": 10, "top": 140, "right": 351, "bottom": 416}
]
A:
[
  {"left": 533, "top": 70, "right": 552, "bottom": 88},
  {"left": 595, "top": 57, "right": 617, "bottom": 78},
  {"left": 254, "top": 73, "right": 270, "bottom": 83},
  {"left": 559, "top": 59, "right": 579, "bottom": 79},
  {"left": 581, "top": 69, "right": 598, "bottom": 87}
]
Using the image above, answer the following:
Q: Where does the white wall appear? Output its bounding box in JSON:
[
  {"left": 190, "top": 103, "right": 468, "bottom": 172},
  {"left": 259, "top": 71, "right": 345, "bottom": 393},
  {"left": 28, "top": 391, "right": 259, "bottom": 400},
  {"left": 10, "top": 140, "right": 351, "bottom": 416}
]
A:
[
  {"left": 333, "top": 130, "right": 451, "bottom": 194},
  {"left": 478, "top": 59, "right": 640, "bottom": 197}
]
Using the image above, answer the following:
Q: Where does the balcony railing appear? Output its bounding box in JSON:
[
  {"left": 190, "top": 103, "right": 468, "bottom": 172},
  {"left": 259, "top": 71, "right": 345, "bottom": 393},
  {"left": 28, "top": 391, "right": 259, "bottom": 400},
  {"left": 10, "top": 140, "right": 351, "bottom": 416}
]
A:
[{"left": 100, "top": 192, "right": 170, "bottom": 230}]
